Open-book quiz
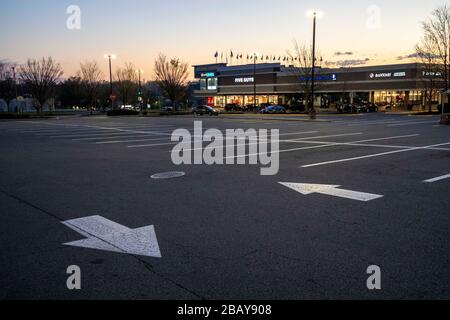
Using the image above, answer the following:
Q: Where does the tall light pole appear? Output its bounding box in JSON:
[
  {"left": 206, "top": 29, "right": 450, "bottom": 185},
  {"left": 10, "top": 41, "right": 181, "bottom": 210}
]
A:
[
  {"left": 253, "top": 53, "right": 257, "bottom": 111},
  {"left": 252, "top": 52, "right": 260, "bottom": 111},
  {"left": 104, "top": 54, "right": 116, "bottom": 110},
  {"left": 307, "top": 10, "right": 322, "bottom": 120},
  {"left": 136, "top": 69, "right": 144, "bottom": 113}
]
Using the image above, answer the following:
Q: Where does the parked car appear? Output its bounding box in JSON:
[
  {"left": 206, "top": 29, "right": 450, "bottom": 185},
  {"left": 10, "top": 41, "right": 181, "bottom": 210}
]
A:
[
  {"left": 338, "top": 104, "right": 355, "bottom": 113},
  {"left": 366, "top": 103, "right": 378, "bottom": 113},
  {"left": 120, "top": 105, "right": 135, "bottom": 111},
  {"left": 260, "top": 105, "right": 286, "bottom": 114},
  {"left": 288, "top": 103, "right": 306, "bottom": 112},
  {"left": 193, "top": 105, "right": 219, "bottom": 116},
  {"left": 224, "top": 103, "right": 243, "bottom": 112},
  {"left": 161, "top": 106, "right": 174, "bottom": 112},
  {"left": 244, "top": 104, "right": 257, "bottom": 112},
  {"left": 354, "top": 104, "right": 367, "bottom": 113}
]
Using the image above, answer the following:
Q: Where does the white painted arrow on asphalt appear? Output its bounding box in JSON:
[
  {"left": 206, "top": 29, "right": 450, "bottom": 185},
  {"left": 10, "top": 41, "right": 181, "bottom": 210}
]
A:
[
  {"left": 279, "top": 182, "right": 384, "bottom": 202},
  {"left": 62, "top": 215, "right": 161, "bottom": 258}
]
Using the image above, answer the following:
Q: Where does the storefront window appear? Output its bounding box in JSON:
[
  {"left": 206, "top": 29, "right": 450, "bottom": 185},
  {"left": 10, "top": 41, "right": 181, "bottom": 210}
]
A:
[
  {"left": 200, "top": 79, "right": 207, "bottom": 91},
  {"left": 207, "top": 77, "right": 217, "bottom": 90},
  {"left": 213, "top": 95, "right": 282, "bottom": 108},
  {"left": 374, "top": 91, "right": 407, "bottom": 105}
]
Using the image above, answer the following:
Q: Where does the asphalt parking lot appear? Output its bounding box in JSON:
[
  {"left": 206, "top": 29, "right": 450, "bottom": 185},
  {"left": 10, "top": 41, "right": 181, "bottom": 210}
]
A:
[{"left": 1, "top": 113, "right": 449, "bottom": 299}]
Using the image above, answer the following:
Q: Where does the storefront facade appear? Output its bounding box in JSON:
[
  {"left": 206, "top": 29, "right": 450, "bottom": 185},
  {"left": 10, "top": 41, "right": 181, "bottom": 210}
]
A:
[{"left": 193, "top": 62, "right": 444, "bottom": 110}]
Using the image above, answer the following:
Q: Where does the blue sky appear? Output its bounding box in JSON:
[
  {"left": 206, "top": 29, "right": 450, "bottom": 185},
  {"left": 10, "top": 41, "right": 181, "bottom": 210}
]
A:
[{"left": 1, "top": 0, "right": 448, "bottom": 78}]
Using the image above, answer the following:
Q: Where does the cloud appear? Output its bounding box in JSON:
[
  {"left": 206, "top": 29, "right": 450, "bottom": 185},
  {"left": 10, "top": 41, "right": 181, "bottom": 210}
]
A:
[
  {"left": 397, "top": 53, "right": 420, "bottom": 60},
  {"left": 334, "top": 51, "right": 354, "bottom": 56},
  {"left": 333, "top": 58, "right": 370, "bottom": 67},
  {"left": 397, "top": 52, "right": 439, "bottom": 60}
]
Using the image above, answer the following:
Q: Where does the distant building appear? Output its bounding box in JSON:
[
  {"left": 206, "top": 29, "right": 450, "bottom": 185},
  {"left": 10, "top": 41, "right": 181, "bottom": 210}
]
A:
[
  {"left": 193, "top": 62, "right": 445, "bottom": 110},
  {"left": 0, "top": 97, "right": 55, "bottom": 113}
]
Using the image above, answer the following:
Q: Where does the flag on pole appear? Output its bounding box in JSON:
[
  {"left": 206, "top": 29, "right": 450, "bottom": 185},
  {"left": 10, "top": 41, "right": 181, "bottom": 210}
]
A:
[{"left": 214, "top": 51, "right": 218, "bottom": 58}]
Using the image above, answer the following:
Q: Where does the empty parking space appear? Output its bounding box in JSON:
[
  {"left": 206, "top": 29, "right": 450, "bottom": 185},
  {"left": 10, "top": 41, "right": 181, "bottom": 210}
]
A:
[{"left": 1, "top": 113, "right": 450, "bottom": 299}]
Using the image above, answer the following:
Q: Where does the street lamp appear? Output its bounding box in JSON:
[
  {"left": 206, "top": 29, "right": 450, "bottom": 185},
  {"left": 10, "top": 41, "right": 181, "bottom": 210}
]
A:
[
  {"left": 104, "top": 54, "right": 116, "bottom": 109},
  {"left": 252, "top": 52, "right": 259, "bottom": 111},
  {"left": 136, "top": 69, "right": 144, "bottom": 113},
  {"left": 307, "top": 10, "right": 323, "bottom": 120}
]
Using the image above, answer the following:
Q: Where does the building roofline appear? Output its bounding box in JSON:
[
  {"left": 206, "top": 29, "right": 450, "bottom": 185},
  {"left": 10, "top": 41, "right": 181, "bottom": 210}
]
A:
[{"left": 192, "top": 63, "right": 227, "bottom": 68}]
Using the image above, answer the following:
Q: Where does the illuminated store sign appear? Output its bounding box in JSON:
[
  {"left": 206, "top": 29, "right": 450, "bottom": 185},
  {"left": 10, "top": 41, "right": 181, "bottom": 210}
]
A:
[
  {"left": 235, "top": 77, "right": 255, "bottom": 83},
  {"left": 201, "top": 72, "right": 216, "bottom": 78},
  {"left": 299, "top": 74, "right": 337, "bottom": 81},
  {"left": 369, "top": 71, "right": 406, "bottom": 79},
  {"left": 423, "top": 71, "right": 442, "bottom": 77}
]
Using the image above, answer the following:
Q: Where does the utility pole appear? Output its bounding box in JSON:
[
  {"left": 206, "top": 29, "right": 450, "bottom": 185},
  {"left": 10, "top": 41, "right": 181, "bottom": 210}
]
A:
[
  {"left": 310, "top": 12, "right": 317, "bottom": 120},
  {"left": 253, "top": 53, "right": 257, "bottom": 112},
  {"left": 104, "top": 54, "right": 116, "bottom": 110},
  {"left": 136, "top": 69, "right": 144, "bottom": 114}
]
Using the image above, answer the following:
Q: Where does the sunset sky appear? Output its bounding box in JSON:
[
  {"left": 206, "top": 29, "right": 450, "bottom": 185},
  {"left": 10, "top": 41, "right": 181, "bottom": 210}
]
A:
[{"left": 1, "top": 0, "right": 448, "bottom": 80}]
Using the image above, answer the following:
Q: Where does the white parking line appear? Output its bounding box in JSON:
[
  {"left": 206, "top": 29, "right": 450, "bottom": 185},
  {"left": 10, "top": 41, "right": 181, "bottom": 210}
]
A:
[
  {"left": 301, "top": 142, "right": 450, "bottom": 168},
  {"left": 53, "top": 130, "right": 175, "bottom": 139},
  {"left": 387, "top": 121, "right": 437, "bottom": 127},
  {"left": 220, "top": 133, "right": 364, "bottom": 160},
  {"left": 72, "top": 134, "right": 170, "bottom": 141},
  {"left": 424, "top": 174, "right": 450, "bottom": 183},
  {"left": 26, "top": 125, "right": 176, "bottom": 134},
  {"left": 127, "top": 131, "right": 321, "bottom": 149},
  {"left": 94, "top": 137, "right": 171, "bottom": 144}
]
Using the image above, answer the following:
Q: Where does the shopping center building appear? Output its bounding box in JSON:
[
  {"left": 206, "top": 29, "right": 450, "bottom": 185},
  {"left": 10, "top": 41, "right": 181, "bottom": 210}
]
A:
[{"left": 193, "top": 62, "right": 444, "bottom": 110}]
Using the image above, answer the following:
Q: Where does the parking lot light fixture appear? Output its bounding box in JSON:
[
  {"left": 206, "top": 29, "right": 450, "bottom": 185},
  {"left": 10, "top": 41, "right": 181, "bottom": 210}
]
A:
[
  {"left": 306, "top": 10, "right": 323, "bottom": 120},
  {"left": 252, "top": 52, "right": 260, "bottom": 110},
  {"left": 136, "top": 69, "right": 144, "bottom": 113},
  {"left": 104, "top": 54, "right": 116, "bottom": 109}
]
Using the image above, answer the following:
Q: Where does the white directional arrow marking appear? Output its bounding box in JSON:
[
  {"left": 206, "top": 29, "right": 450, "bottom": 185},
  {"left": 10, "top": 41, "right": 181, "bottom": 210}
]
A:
[
  {"left": 62, "top": 215, "right": 161, "bottom": 258},
  {"left": 279, "top": 182, "right": 384, "bottom": 202}
]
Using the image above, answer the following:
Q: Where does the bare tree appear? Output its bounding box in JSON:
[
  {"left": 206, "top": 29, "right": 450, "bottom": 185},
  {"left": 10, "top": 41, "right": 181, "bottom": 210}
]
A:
[
  {"left": 287, "top": 41, "right": 323, "bottom": 109},
  {"left": 19, "top": 57, "right": 63, "bottom": 114},
  {"left": 416, "top": 37, "right": 442, "bottom": 112},
  {"left": 115, "top": 62, "right": 137, "bottom": 106},
  {"left": 154, "top": 54, "right": 189, "bottom": 111},
  {"left": 78, "top": 61, "right": 103, "bottom": 115},
  {"left": 0, "top": 61, "right": 16, "bottom": 112},
  {"left": 421, "top": 5, "right": 450, "bottom": 89},
  {"left": 0, "top": 60, "right": 10, "bottom": 80}
]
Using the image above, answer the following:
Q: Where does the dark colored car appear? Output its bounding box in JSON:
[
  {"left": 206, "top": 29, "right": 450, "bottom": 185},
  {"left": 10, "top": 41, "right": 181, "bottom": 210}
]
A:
[
  {"left": 288, "top": 103, "right": 306, "bottom": 112},
  {"left": 338, "top": 104, "right": 355, "bottom": 113},
  {"left": 244, "top": 104, "right": 257, "bottom": 112},
  {"left": 366, "top": 103, "right": 378, "bottom": 112},
  {"left": 193, "top": 105, "right": 219, "bottom": 116},
  {"left": 224, "top": 104, "right": 243, "bottom": 112},
  {"left": 355, "top": 104, "right": 367, "bottom": 113}
]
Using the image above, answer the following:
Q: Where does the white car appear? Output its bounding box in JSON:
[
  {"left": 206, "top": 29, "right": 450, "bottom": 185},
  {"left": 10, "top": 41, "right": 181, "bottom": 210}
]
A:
[{"left": 120, "top": 105, "right": 135, "bottom": 110}]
